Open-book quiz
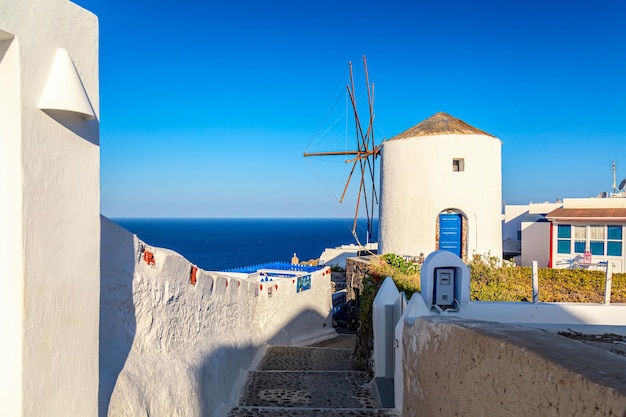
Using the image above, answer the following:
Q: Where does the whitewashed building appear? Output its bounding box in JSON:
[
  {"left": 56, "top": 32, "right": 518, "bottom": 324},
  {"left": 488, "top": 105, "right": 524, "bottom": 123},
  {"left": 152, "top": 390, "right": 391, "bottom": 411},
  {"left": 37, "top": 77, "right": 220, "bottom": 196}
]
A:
[
  {"left": 378, "top": 112, "right": 503, "bottom": 261},
  {"left": 503, "top": 198, "right": 626, "bottom": 272},
  {"left": 546, "top": 197, "right": 626, "bottom": 272},
  {"left": 503, "top": 202, "right": 562, "bottom": 267},
  {"left": 0, "top": 1, "right": 100, "bottom": 415}
]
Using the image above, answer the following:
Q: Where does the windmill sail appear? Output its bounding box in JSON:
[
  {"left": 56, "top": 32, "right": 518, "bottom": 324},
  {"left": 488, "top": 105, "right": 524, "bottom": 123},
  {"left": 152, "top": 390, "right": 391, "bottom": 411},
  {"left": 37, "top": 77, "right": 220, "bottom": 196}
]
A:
[{"left": 304, "top": 56, "right": 381, "bottom": 244}]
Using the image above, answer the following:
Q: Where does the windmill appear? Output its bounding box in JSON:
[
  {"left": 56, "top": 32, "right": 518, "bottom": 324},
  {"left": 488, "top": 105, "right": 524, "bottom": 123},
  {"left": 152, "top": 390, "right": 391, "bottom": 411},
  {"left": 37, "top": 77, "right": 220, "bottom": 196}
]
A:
[{"left": 304, "top": 56, "right": 382, "bottom": 244}]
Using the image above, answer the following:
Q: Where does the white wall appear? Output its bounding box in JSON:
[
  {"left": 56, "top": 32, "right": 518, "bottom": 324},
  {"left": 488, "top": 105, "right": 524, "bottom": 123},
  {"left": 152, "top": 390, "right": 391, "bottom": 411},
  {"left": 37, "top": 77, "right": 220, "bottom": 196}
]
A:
[
  {"left": 379, "top": 133, "right": 502, "bottom": 259},
  {"left": 521, "top": 220, "right": 551, "bottom": 267},
  {"left": 0, "top": 1, "right": 100, "bottom": 416},
  {"left": 0, "top": 30, "right": 23, "bottom": 417},
  {"left": 101, "top": 218, "right": 334, "bottom": 417},
  {"left": 502, "top": 204, "right": 527, "bottom": 241}
]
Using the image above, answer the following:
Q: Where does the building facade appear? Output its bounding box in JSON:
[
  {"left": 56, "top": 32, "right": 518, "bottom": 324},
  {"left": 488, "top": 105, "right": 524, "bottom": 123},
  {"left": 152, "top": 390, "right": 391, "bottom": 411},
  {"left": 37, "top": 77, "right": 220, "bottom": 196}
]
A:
[
  {"left": 0, "top": 1, "right": 100, "bottom": 415},
  {"left": 546, "top": 198, "right": 626, "bottom": 272}
]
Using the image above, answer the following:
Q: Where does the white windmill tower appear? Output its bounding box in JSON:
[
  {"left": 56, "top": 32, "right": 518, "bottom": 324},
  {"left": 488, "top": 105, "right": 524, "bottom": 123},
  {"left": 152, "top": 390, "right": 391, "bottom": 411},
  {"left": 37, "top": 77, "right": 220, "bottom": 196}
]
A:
[{"left": 378, "top": 112, "right": 503, "bottom": 260}]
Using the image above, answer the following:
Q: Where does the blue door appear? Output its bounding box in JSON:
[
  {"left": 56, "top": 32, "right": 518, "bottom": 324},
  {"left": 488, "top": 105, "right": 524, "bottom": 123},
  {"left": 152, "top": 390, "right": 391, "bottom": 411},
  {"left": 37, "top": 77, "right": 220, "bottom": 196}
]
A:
[{"left": 439, "top": 213, "right": 461, "bottom": 257}]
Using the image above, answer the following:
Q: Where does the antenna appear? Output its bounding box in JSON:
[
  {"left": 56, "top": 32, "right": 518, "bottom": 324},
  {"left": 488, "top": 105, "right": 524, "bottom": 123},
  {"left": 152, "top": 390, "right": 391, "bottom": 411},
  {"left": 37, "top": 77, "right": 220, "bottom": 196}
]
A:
[
  {"left": 597, "top": 191, "right": 608, "bottom": 198},
  {"left": 619, "top": 178, "right": 626, "bottom": 191},
  {"left": 612, "top": 161, "right": 617, "bottom": 194}
]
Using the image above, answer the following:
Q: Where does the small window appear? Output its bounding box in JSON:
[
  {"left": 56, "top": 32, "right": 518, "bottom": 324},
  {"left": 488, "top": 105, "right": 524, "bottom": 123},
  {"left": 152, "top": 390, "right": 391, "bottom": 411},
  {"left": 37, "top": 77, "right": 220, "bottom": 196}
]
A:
[
  {"left": 557, "top": 225, "right": 571, "bottom": 254},
  {"left": 607, "top": 225, "right": 622, "bottom": 256},
  {"left": 452, "top": 158, "right": 464, "bottom": 172},
  {"left": 574, "top": 226, "right": 586, "bottom": 253},
  {"left": 557, "top": 225, "right": 571, "bottom": 239},
  {"left": 607, "top": 225, "right": 622, "bottom": 240},
  {"left": 607, "top": 241, "right": 622, "bottom": 256}
]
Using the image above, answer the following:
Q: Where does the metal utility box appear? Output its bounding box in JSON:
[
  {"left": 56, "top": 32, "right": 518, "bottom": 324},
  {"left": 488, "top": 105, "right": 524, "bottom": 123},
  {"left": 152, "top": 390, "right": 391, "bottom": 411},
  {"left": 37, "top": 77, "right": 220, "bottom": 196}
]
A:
[{"left": 434, "top": 267, "right": 455, "bottom": 307}]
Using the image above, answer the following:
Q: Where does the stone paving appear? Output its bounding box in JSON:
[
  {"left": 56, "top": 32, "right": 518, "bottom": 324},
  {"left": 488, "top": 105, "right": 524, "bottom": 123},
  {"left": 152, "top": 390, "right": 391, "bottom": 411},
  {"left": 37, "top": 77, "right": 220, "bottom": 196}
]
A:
[{"left": 227, "top": 333, "right": 399, "bottom": 417}]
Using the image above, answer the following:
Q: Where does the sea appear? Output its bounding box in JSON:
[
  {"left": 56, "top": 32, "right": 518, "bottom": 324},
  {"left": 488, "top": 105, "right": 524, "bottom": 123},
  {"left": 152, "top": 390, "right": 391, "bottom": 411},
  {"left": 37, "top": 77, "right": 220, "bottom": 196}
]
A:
[{"left": 113, "top": 218, "right": 378, "bottom": 271}]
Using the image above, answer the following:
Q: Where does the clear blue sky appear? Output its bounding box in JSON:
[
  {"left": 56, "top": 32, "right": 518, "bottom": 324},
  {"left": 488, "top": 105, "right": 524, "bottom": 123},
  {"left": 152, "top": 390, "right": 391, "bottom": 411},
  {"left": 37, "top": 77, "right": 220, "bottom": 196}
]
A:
[{"left": 74, "top": 0, "right": 626, "bottom": 218}]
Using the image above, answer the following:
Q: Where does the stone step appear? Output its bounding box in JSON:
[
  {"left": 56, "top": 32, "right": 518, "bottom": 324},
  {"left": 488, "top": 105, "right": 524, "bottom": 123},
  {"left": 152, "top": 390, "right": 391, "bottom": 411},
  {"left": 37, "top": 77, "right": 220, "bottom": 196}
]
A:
[
  {"left": 258, "top": 346, "right": 365, "bottom": 371},
  {"left": 227, "top": 406, "right": 399, "bottom": 416},
  {"left": 238, "top": 370, "right": 378, "bottom": 408},
  {"left": 307, "top": 334, "right": 358, "bottom": 349}
]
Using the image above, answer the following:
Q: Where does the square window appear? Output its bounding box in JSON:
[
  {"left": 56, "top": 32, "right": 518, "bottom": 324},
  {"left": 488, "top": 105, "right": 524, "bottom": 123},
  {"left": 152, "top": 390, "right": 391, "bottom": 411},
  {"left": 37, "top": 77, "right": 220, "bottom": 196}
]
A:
[
  {"left": 452, "top": 158, "right": 464, "bottom": 172},
  {"left": 574, "top": 241, "right": 586, "bottom": 253},
  {"left": 608, "top": 241, "right": 622, "bottom": 256},
  {"left": 590, "top": 241, "right": 604, "bottom": 255},
  {"left": 557, "top": 225, "right": 571, "bottom": 239},
  {"left": 608, "top": 225, "right": 622, "bottom": 240},
  {"left": 557, "top": 240, "right": 570, "bottom": 254}
]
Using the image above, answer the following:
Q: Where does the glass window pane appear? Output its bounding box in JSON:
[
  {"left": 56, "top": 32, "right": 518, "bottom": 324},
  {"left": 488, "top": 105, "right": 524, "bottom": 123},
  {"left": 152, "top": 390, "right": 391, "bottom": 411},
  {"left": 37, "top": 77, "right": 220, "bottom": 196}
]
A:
[
  {"left": 608, "top": 241, "right": 622, "bottom": 256},
  {"left": 574, "top": 226, "right": 586, "bottom": 240},
  {"left": 558, "top": 225, "right": 571, "bottom": 239},
  {"left": 590, "top": 241, "right": 604, "bottom": 255},
  {"left": 574, "top": 241, "right": 586, "bottom": 253},
  {"left": 557, "top": 240, "right": 570, "bottom": 254},
  {"left": 608, "top": 226, "right": 622, "bottom": 240},
  {"left": 590, "top": 225, "right": 604, "bottom": 240}
]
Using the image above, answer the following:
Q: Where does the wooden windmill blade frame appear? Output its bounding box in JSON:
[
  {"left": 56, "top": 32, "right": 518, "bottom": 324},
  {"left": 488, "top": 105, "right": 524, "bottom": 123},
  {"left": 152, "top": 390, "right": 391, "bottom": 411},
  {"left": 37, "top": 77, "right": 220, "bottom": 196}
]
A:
[{"left": 304, "top": 56, "right": 381, "bottom": 244}]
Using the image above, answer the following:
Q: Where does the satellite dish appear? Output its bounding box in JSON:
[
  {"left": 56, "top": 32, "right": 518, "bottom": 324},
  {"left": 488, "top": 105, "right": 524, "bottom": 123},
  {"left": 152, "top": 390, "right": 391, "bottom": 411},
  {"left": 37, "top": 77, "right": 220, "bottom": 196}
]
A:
[
  {"left": 597, "top": 191, "right": 608, "bottom": 198},
  {"left": 619, "top": 178, "right": 626, "bottom": 191}
]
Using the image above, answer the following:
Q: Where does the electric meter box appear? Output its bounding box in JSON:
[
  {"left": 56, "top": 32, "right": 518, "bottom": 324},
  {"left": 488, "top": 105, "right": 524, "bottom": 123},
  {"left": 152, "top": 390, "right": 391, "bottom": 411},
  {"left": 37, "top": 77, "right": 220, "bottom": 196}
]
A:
[{"left": 434, "top": 267, "right": 455, "bottom": 306}]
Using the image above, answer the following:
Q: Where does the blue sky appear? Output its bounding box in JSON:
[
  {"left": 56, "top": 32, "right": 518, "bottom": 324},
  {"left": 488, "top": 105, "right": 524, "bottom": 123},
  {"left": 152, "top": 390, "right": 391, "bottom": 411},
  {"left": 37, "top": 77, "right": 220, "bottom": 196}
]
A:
[{"left": 74, "top": 0, "right": 626, "bottom": 218}]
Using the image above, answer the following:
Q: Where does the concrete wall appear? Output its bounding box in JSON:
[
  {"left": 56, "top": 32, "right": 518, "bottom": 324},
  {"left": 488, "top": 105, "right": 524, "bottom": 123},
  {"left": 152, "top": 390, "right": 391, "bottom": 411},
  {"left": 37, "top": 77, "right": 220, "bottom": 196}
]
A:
[
  {"left": 0, "top": 1, "right": 100, "bottom": 415},
  {"left": 100, "top": 217, "right": 334, "bottom": 417},
  {"left": 402, "top": 316, "right": 626, "bottom": 417},
  {"left": 379, "top": 133, "right": 502, "bottom": 260},
  {"left": 521, "top": 219, "right": 551, "bottom": 267},
  {"left": 502, "top": 204, "right": 527, "bottom": 241}
]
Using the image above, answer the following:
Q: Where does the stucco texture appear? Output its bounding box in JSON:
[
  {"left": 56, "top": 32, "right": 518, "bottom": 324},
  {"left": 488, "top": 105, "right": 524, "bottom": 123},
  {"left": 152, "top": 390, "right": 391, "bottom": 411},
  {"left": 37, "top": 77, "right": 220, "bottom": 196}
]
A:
[
  {"left": 379, "top": 133, "right": 501, "bottom": 259},
  {"left": 402, "top": 316, "right": 626, "bottom": 417},
  {"left": 100, "top": 217, "right": 334, "bottom": 417},
  {"left": 0, "top": 1, "right": 100, "bottom": 415}
]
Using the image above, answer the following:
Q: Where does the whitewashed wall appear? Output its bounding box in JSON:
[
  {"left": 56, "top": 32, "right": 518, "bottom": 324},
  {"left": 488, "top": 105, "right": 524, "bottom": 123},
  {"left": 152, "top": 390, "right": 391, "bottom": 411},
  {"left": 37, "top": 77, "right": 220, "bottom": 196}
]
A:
[
  {"left": 0, "top": 1, "right": 100, "bottom": 416},
  {"left": 379, "top": 133, "right": 502, "bottom": 259},
  {"left": 521, "top": 219, "right": 551, "bottom": 267},
  {"left": 100, "top": 217, "right": 334, "bottom": 417}
]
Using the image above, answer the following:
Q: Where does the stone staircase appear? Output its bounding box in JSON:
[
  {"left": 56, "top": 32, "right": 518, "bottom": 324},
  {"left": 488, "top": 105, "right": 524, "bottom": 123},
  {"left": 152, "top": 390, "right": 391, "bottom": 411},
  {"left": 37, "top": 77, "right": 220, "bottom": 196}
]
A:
[{"left": 227, "top": 333, "right": 398, "bottom": 416}]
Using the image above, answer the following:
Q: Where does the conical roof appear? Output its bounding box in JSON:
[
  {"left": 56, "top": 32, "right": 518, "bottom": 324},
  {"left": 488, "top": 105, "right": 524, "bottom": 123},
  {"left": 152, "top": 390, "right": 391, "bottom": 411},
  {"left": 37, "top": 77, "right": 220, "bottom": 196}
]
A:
[{"left": 390, "top": 112, "right": 495, "bottom": 140}]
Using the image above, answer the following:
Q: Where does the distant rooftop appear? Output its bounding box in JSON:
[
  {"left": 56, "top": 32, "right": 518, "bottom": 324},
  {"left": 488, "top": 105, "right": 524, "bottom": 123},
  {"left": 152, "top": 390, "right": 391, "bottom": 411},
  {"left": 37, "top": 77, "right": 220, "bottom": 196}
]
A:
[
  {"left": 222, "top": 261, "right": 322, "bottom": 274},
  {"left": 390, "top": 112, "right": 496, "bottom": 140}
]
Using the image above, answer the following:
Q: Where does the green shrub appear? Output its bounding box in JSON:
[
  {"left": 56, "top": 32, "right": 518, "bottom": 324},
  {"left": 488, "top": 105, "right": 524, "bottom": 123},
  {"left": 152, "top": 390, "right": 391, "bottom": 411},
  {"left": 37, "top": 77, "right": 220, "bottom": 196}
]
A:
[
  {"left": 355, "top": 253, "right": 626, "bottom": 364},
  {"left": 468, "top": 253, "right": 626, "bottom": 303}
]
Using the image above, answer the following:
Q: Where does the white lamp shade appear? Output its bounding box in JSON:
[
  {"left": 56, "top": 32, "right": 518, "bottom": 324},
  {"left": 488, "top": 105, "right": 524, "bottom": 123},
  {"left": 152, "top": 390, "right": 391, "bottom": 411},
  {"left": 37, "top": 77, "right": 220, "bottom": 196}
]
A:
[{"left": 39, "top": 48, "right": 96, "bottom": 120}]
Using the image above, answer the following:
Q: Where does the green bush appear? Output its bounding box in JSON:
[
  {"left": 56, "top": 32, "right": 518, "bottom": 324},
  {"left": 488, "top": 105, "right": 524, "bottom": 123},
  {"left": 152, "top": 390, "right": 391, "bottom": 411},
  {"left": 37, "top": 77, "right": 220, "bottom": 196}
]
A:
[
  {"left": 355, "top": 253, "right": 626, "bottom": 363},
  {"left": 468, "top": 253, "right": 626, "bottom": 303}
]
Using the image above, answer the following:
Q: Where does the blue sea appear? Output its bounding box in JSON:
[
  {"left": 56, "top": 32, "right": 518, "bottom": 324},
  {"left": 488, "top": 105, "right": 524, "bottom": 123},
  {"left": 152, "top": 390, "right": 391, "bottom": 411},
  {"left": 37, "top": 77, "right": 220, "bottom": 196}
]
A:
[{"left": 113, "top": 218, "right": 378, "bottom": 271}]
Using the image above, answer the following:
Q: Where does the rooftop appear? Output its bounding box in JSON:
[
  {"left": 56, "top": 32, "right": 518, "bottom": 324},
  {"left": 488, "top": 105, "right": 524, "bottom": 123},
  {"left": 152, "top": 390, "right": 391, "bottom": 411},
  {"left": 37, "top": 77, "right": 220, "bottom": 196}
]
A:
[{"left": 390, "top": 112, "right": 496, "bottom": 140}]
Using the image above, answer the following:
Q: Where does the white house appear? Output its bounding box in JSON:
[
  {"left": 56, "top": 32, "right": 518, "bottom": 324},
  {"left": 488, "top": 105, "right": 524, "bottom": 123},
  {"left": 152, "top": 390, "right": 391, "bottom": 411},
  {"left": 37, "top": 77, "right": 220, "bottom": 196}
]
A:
[
  {"left": 0, "top": 1, "right": 100, "bottom": 415},
  {"left": 546, "top": 197, "right": 626, "bottom": 272},
  {"left": 503, "top": 202, "right": 562, "bottom": 267},
  {"left": 503, "top": 197, "right": 626, "bottom": 272},
  {"left": 378, "top": 112, "right": 503, "bottom": 261}
]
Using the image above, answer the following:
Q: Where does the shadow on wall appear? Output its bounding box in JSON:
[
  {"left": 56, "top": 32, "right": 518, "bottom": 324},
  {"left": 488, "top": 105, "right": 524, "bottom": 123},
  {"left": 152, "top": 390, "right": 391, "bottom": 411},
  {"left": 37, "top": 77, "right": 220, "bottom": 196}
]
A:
[
  {"left": 99, "top": 216, "right": 137, "bottom": 417},
  {"left": 99, "top": 216, "right": 333, "bottom": 417},
  {"left": 198, "top": 308, "right": 330, "bottom": 417},
  {"left": 42, "top": 109, "right": 100, "bottom": 145}
]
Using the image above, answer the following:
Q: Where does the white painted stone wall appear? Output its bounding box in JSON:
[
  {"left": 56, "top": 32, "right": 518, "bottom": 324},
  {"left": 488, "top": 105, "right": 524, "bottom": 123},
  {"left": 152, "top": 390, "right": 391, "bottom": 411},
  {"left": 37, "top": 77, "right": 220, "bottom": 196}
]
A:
[
  {"left": 379, "top": 133, "right": 502, "bottom": 259},
  {"left": 521, "top": 218, "right": 551, "bottom": 267},
  {"left": 502, "top": 205, "right": 527, "bottom": 240},
  {"left": 100, "top": 217, "right": 334, "bottom": 417},
  {"left": 381, "top": 254, "right": 626, "bottom": 410},
  {"left": 0, "top": 1, "right": 100, "bottom": 416},
  {"left": 520, "top": 202, "right": 562, "bottom": 267}
]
